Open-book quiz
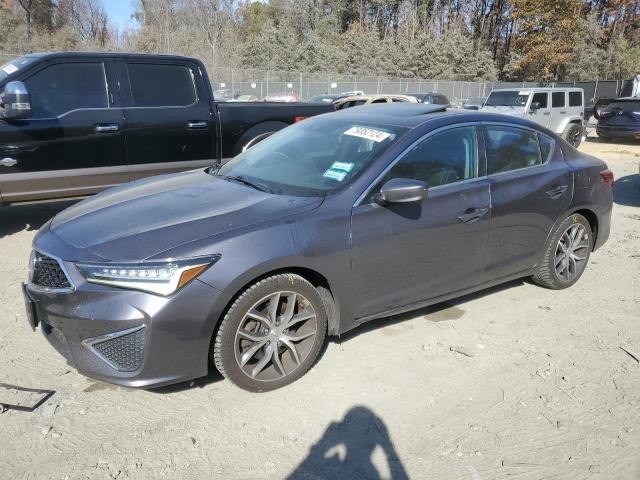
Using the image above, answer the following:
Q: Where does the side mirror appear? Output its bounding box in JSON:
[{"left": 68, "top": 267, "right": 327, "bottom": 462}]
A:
[
  {"left": 375, "top": 178, "right": 428, "bottom": 204},
  {"left": 0, "top": 81, "right": 31, "bottom": 120},
  {"left": 529, "top": 101, "right": 540, "bottom": 113}
]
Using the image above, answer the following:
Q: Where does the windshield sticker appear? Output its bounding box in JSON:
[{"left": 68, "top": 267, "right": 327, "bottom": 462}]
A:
[
  {"left": 2, "top": 64, "right": 18, "bottom": 75},
  {"left": 344, "top": 126, "right": 391, "bottom": 143},
  {"left": 330, "top": 161, "right": 354, "bottom": 172},
  {"left": 323, "top": 169, "right": 348, "bottom": 182}
]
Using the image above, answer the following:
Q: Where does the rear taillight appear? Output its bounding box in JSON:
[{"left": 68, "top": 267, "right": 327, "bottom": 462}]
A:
[
  {"left": 600, "top": 169, "right": 614, "bottom": 187},
  {"left": 294, "top": 115, "right": 306, "bottom": 123}
]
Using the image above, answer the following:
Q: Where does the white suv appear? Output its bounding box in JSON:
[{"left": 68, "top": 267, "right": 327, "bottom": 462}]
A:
[{"left": 480, "top": 88, "right": 585, "bottom": 147}]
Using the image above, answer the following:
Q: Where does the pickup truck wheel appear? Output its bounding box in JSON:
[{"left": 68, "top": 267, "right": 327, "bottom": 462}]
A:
[
  {"left": 212, "top": 274, "right": 327, "bottom": 392},
  {"left": 564, "top": 123, "right": 583, "bottom": 148},
  {"left": 532, "top": 214, "right": 592, "bottom": 290}
]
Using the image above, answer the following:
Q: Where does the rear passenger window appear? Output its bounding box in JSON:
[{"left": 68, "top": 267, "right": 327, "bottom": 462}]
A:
[
  {"left": 127, "top": 63, "right": 196, "bottom": 107},
  {"left": 552, "top": 92, "right": 565, "bottom": 108},
  {"left": 569, "top": 92, "right": 582, "bottom": 107},
  {"left": 532, "top": 92, "right": 548, "bottom": 108},
  {"left": 25, "top": 62, "right": 107, "bottom": 118},
  {"left": 485, "top": 126, "right": 542, "bottom": 175},
  {"left": 382, "top": 126, "right": 478, "bottom": 188},
  {"left": 538, "top": 133, "right": 554, "bottom": 162}
]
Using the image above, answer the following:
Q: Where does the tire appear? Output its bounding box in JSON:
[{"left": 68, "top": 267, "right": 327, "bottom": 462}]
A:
[
  {"left": 532, "top": 214, "right": 593, "bottom": 290},
  {"left": 212, "top": 274, "right": 327, "bottom": 392},
  {"left": 563, "top": 123, "right": 583, "bottom": 148}
]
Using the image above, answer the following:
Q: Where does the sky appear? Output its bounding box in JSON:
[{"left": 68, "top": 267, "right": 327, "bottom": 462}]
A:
[{"left": 104, "top": 0, "right": 137, "bottom": 31}]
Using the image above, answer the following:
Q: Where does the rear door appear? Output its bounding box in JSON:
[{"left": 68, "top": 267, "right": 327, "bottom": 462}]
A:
[
  {"left": 482, "top": 123, "right": 573, "bottom": 279},
  {"left": 117, "top": 60, "right": 215, "bottom": 181},
  {"left": 350, "top": 124, "right": 490, "bottom": 319},
  {"left": 527, "top": 91, "right": 551, "bottom": 128},
  {"left": 549, "top": 91, "right": 567, "bottom": 133},
  {"left": 0, "top": 59, "right": 127, "bottom": 202}
]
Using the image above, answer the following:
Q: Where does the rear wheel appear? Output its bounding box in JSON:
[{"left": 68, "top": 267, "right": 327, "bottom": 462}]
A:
[
  {"left": 564, "top": 123, "right": 583, "bottom": 148},
  {"left": 532, "top": 214, "right": 592, "bottom": 289},
  {"left": 212, "top": 274, "right": 327, "bottom": 392}
]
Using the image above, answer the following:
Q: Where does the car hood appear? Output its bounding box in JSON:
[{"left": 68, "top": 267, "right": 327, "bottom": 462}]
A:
[{"left": 49, "top": 170, "right": 323, "bottom": 261}]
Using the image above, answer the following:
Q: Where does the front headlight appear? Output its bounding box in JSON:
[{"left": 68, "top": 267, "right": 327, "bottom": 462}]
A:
[{"left": 76, "top": 255, "right": 220, "bottom": 296}]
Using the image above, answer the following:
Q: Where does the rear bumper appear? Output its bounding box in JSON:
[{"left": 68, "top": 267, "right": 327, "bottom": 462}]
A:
[{"left": 596, "top": 125, "right": 640, "bottom": 139}]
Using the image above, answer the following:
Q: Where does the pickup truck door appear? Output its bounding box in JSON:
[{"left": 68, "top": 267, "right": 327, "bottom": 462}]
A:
[
  {"left": 0, "top": 60, "right": 127, "bottom": 203},
  {"left": 116, "top": 60, "right": 215, "bottom": 180}
]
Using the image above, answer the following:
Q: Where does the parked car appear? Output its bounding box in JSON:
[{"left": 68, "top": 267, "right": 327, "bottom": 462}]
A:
[
  {"left": 334, "top": 94, "right": 418, "bottom": 110},
  {"left": 595, "top": 98, "right": 640, "bottom": 142},
  {"left": 591, "top": 74, "right": 640, "bottom": 121},
  {"left": 212, "top": 89, "right": 234, "bottom": 101},
  {"left": 307, "top": 94, "right": 344, "bottom": 103},
  {"left": 340, "top": 90, "right": 364, "bottom": 97},
  {"left": 480, "top": 88, "right": 585, "bottom": 147},
  {"left": 24, "top": 104, "right": 613, "bottom": 392},
  {"left": 463, "top": 96, "right": 486, "bottom": 110},
  {"left": 227, "top": 95, "right": 259, "bottom": 102},
  {"left": 0, "top": 52, "right": 334, "bottom": 203},
  {"left": 406, "top": 92, "right": 450, "bottom": 107}
]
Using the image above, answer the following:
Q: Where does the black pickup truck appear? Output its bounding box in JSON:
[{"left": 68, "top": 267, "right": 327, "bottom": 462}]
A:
[{"left": 0, "top": 52, "right": 334, "bottom": 203}]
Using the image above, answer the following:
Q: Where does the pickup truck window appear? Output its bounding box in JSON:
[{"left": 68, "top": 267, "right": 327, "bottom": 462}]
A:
[
  {"left": 126, "top": 63, "right": 196, "bottom": 107},
  {"left": 215, "top": 118, "right": 407, "bottom": 197},
  {"left": 24, "top": 62, "right": 108, "bottom": 118}
]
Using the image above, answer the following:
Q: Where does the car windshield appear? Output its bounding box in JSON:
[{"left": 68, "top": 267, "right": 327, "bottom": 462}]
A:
[
  {"left": 213, "top": 118, "right": 407, "bottom": 197},
  {"left": 0, "top": 55, "right": 39, "bottom": 82},
  {"left": 485, "top": 91, "right": 529, "bottom": 107}
]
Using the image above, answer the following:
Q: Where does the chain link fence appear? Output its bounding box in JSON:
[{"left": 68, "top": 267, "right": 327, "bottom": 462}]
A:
[{"left": 0, "top": 52, "right": 632, "bottom": 104}]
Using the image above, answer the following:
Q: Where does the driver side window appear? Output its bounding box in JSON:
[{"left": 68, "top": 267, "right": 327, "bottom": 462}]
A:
[{"left": 379, "top": 126, "right": 478, "bottom": 190}]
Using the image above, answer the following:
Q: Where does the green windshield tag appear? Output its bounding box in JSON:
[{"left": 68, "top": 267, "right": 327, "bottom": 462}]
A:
[
  {"left": 323, "top": 169, "right": 347, "bottom": 181},
  {"left": 330, "top": 161, "right": 354, "bottom": 172}
]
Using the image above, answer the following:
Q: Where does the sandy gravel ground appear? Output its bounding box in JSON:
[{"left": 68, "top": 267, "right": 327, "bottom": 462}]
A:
[{"left": 0, "top": 137, "right": 639, "bottom": 480}]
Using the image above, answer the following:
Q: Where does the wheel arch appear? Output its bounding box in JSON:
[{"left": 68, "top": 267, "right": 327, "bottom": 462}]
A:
[{"left": 570, "top": 208, "right": 599, "bottom": 250}]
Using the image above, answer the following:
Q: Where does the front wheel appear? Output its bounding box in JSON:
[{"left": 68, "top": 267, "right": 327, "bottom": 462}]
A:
[
  {"left": 564, "top": 123, "right": 583, "bottom": 148},
  {"left": 532, "top": 214, "right": 593, "bottom": 289},
  {"left": 212, "top": 274, "right": 327, "bottom": 392}
]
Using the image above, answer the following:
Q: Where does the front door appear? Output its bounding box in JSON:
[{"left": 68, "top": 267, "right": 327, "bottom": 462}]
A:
[
  {"left": 350, "top": 125, "right": 490, "bottom": 320},
  {"left": 482, "top": 123, "right": 573, "bottom": 278},
  {"left": 0, "top": 60, "right": 127, "bottom": 203},
  {"left": 117, "top": 60, "right": 215, "bottom": 181},
  {"left": 527, "top": 91, "right": 551, "bottom": 128}
]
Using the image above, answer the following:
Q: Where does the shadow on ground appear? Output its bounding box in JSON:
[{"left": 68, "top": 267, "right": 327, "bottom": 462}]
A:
[
  {"left": 0, "top": 199, "right": 78, "bottom": 238},
  {"left": 614, "top": 174, "right": 640, "bottom": 207},
  {"left": 288, "top": 406, "right": 409, "bottom": 480}
]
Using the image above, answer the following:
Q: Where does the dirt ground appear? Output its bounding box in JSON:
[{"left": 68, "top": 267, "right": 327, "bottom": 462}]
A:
[{"left": 1, "top": 136, "right": 639, "bottom": 480}]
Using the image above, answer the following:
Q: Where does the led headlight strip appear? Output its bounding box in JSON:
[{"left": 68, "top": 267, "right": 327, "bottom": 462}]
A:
[{"left": 76, "top": 255, "right": 221, "bottom": 296}]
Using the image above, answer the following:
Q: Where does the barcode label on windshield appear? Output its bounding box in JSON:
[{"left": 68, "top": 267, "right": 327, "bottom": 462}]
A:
[{"left": 344, "top": 126, "right": 391, "bottom": 143}]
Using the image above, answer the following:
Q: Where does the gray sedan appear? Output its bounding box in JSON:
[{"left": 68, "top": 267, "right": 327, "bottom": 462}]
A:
[{"left": 24, "top": 104, "right": 613, "bottom": 392}]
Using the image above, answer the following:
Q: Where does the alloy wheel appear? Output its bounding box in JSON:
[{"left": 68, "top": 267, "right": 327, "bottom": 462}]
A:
[
  {"left": 554, "top": 224, "right": 589, "bottom": 282},
  {"left": 233, "top": 291, "right": 318, "bottom": 382}
]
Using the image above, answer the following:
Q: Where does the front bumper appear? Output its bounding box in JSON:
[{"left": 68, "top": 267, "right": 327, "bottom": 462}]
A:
[{"left": 25, "top": 257, "right": 230, "bottom": 389}]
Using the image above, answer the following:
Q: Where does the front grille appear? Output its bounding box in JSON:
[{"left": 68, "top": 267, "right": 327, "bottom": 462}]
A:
[
  {"left": 31, "top": 251, "right": 72, "bottom": 290},
  {"left": 89, "top": 326, "right": 146, "bottom": 372}
]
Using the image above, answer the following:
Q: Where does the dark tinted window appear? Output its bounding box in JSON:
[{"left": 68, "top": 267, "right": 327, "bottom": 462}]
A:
[
  {"left": 569, "top": 91, "right": 582, "bottom": 107},
  {"left": 606, "top": 101, "right": 640, "bottom": 112},
  {"left": 532, "top": 92, "right": 548, "bottom": 108},
  {"left": 485, "top": 126, "right": 542, "bottom": 174},
  {"left": 25, "top": 62, "right": 107, "bottom": 118},
  {"left": 538, "top": 133, "right": 554, "bottom": 162},
  {"left": 552, "top": 92, "right": 565, "bottom": 108},
  {"left": 127, "top": 63, "right": 196, "bottom": 107},
  {"left": 383, "top": 126, "right": 478, "bottom": 188}
]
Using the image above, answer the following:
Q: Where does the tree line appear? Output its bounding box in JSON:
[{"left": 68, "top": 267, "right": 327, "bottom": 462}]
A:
[{"left": 1, "top": 0, "right": 639, "bottom": 82}]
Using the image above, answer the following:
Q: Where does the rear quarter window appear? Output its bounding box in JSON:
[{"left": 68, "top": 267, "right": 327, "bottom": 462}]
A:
[
  {"left": 127, "top": 63, "right": 196, "bottom": 107},
  {"left": 569, "top": 92, "right": 582, "bottom": 107}
]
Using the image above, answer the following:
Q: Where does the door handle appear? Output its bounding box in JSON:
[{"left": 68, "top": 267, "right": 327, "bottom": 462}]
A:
[
  {"left": 560, "top": 111, "right": 567, "bottom": 114},
  {"left": 187, "top": 121, "right": 208, "bottom": 129},
  {"left": 95, "top": 123, "right": 119, "bottom": 133},
  {"left": 543, "top": 112, "right": 551, "bottom": 116},
  {"left": 545, "top": 185, "right": 568, "bottom": 199},
  {"left": 458, "top": 207, "right": 489, "bottom": 224},
  {"left": 0, "top": 157, "right": 17, "bottom": 167}
]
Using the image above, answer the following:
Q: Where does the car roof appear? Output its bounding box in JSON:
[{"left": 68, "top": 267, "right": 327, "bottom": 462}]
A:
[
  {"left": 491, "top": 87, "right": 584, "bottom": 93},
  {"left": 21, "top": 51, "right": 201, "bottom": 63},
  {"left": 323, "top": 103, "right": 554, "bottom": 131}
]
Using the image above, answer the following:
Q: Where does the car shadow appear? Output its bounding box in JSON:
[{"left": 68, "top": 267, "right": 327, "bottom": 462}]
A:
[
  {"left": 337, "top": 278, "right": 525, "bottom": 343},
  {"left": 287, "top": 405, "right": 409, "bottom": 480},
  {"left": 613, "top": 174, "right": 640, "bottom": 207},
  {"left": 0, "top": 199, "right": 79, "bottom": 239},
  {"left": 150, "top": 368, "right": 225, "bottom": 394}
]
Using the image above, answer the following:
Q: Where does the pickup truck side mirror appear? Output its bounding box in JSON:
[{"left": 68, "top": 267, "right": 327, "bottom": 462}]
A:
[
  {"left": 0, "top": 81, "right": 32, "bottom": 120},
  {"left": 374, "top": 178, "right": 428, "bottom": 204},
  {"left": 529, "top": 101, "right": 540, "bottom": 113}
]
